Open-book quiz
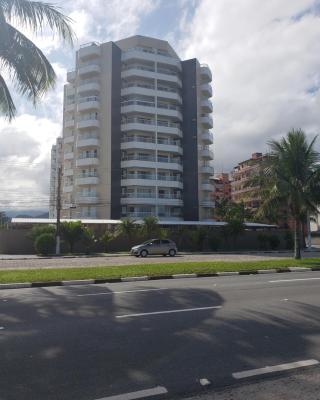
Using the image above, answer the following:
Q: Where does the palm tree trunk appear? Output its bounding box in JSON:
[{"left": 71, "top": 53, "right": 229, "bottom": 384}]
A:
[{"left": 294, "top": 218, "right": 301, "bottom": 259}]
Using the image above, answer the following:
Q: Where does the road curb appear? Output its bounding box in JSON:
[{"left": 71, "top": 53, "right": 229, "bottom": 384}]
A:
[{"left": 0, "top": 267, "right": 319, "bottom": 290}]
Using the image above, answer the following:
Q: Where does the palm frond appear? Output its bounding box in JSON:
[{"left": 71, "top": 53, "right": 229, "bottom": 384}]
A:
[
  {"left": 1, "top": 0, "right": 75, "bottom": 45},
  {"left": 0, "top": 22, "right": 56, "bottom": 103},
  {"left": 0, "top": 73, "right": 16, "bottom": 120}
]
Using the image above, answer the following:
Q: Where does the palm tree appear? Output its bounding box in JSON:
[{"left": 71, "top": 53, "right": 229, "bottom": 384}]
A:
[
  {"left": 256, "top": 129, "right": 320, "bottom": 259},
  {"left": 142, "top": 215, "right": 159, "bottom": 237},
  {"left": 0, "top": 0, "right": 74, "bottom": 120},
  {"left": 116, "top": 217, "right": 137, "bottom": 240}
]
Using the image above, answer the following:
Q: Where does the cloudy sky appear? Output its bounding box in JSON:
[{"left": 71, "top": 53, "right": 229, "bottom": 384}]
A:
[{"left": 1, "top": 0, "right": 320, "bottom": 212}]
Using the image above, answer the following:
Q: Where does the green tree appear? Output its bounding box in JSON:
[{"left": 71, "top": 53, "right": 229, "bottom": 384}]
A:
[
  {"left": 256, "top": 129, "right": 320, "bottom": 259},
  {"left": 61, "top": 221, "right": 83, "bottom": 253},
  {"left": 0, "top": 0, "right": 74, "bottom": 120},
  {"left": 30, "top": 224, "right": 55, "bottom": 241},
  {"left": 100, "top": 230, "right": 114, "bottom": 252},
  {"left": 142, "top": 215, "right": 159, "bottom": 237},
  {"left": 116, "top": 217, "right": 137, "bottom": 240},
  {"left": 81, "top": 226, "right": 96, "bottom": 254}
]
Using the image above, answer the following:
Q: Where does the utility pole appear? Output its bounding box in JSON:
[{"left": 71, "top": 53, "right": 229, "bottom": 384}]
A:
[
  {"left": 56, "top": 166, "right": 62, "bottom": 255},
  {"left": 306, "top": 211, "right": 312, "bottom": 250}
]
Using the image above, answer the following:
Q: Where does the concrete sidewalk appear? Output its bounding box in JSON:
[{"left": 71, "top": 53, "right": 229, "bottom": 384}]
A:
[{"left": 0, "top": 251, "right": 319, "bottom": 270}]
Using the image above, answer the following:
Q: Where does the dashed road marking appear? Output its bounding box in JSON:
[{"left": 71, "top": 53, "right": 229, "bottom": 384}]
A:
[
  {"left": 116, "top": 305, "right": 222, "bottom": 319},
  {"left": 232, "top": 359, "right": 319, "bottom": 379},
  {"left": 0, "top": 327, "right": 5, "bottom": 330},
  {"left": 77, "top": 288, "right": 168, "bottom": 297},
  {"left": 269, "top": 277, "right": 320, "bottom": 283},
  {"left": 95, "top": 386, "right": 168, "bottom": 400},
  {"left": 199, "top": 378, "right": 211, "bottom": 386}
]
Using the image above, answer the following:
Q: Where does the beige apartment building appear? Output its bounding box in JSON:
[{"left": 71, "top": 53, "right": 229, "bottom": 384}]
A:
[{"left": 53, "top": 35, "right": 213, "bottom": 220}]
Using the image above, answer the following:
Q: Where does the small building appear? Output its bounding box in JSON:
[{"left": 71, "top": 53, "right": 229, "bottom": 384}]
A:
[
  {"left": 231, "top": 152, "right": 264, "bottom": 211},
  {"left": 211, "top": 173, "right": 232, "bottom": 203}
]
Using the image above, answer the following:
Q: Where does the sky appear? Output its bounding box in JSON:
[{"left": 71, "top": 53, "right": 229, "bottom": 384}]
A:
[{"left": 1, "top": 0, "right": 320, "bottom": 212}]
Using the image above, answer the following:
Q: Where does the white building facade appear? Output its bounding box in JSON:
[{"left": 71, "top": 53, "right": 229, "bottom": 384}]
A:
[{"left": 57, "top": 35, "right": 213, "bottom": 221}]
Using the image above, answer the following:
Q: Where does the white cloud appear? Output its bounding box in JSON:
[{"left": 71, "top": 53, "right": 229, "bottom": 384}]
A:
[
  {"left": 0, "top": 116, "right": 60, "bottom": 210},
  {"left": 179, "top": 0, "right": 320, "bottom": 172}
]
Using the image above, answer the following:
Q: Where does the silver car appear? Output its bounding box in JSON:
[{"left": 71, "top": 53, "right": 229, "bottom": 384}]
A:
[{"left": 130, "top": 239, "right": 177, "bottom": 257}]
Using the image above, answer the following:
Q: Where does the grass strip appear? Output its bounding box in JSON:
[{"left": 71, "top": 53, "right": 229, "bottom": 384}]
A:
[{"left": 0, "top": 258, "right": 319, "bottom": 284}]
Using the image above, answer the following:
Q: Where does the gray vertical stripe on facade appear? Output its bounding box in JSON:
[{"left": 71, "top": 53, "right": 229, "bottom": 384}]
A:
[
  {"left": 181, "top": 59, "right": 199, "bottom": 221},
  {"left": 110, "top": 43, "right": 122, "bottom": 219}
]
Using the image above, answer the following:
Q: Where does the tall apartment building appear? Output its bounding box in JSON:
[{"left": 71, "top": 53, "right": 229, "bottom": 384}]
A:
[
  {"left": 59, "top": 35, "right": 214, "bottom": 220},
  {"left": 49, "top": 137, "right": 63, "bottom": 218}
]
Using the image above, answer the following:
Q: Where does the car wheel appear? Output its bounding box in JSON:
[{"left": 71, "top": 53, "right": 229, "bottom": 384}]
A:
[
  {"left": 140, "top": 249, "right": 148, "bottom": 257},
  {"left": 168, "top": 249, "right": 176, "bottom": 257}
]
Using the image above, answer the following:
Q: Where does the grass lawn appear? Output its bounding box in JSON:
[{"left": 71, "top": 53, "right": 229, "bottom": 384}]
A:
[{"left": 0, "top": 258, "right": 320, "bottom": 284}]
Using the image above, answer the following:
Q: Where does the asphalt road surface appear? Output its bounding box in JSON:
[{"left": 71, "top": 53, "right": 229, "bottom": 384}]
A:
[{"left": 0, "top": 272, "right": 320, "bottom": 400}]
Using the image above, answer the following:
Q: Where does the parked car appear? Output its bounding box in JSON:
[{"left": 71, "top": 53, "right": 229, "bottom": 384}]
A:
[{"left": 130, "top": 239, "right": 177, "bottom": 257}]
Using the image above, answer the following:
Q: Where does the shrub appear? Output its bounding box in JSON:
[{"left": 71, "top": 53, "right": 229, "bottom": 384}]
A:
[
  {"left": 61, "top": 221, "right": 84, "bottom": 253},
  {"left": 100, "top": 231, "right": 114, "bottom": 252},
  {"left": 208, "top": 232, "right": 221, "bottom": 251},
  {"left": 35, "top": 233, "right": 55, "bottom": 255},
  {"left": 81, "top": 226, "right": 96, "bottom": 254},
  {"left": 257, "top": 233, "right": 269, "bottom": 250},
  {"left": 30, "top": 224, "right": 55, "bottom": 241},
  {"left": 285, "top": 231, "right": 294, "bottom": 250},
  {"left": 268, "top": 234, "right": 280, "bottom": 250}
]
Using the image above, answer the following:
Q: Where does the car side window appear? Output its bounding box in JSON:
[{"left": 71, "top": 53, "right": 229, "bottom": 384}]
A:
[
  {"left": 161, "top": 240, "right": 170, "bottom": 244},
  {"left": 153, "top": 240, "right": 161, "bottom": 245}
]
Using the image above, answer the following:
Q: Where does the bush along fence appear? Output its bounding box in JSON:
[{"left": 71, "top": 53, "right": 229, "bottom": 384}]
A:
[{"left": 1, "top": 217, "right": 294, "bottom": 255}]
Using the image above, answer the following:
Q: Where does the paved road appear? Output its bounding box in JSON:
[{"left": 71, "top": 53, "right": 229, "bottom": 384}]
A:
[
  {"left": 0, "top": 251, "right": 319, "bottom": 269},
  {"left": 0, "top": 272, "right": 320, "bottom": 400}
]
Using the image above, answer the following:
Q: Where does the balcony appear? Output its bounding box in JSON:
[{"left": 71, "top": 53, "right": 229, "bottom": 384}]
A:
[
  {"left": 78, "top": 63, "right": 100, "bottom": 77},
  {"left": 121, "top": 137, "right": 182, "bottom": 154},
  {"left": 64, "top": 168, "right": 73, "bottom": 176},
  {"left": 122, "top": 66, "right": 182, "bottom": 87},
  {"left": 157, "top": 103, "right": 182, "bottom": 120},
  {"left": 201, "top": 99, "right": 213, "bottom": 113},
  {"left": 78, "top": 42, "right": 100, "bottom": 60},
  {"left": 63, "top": 185, "right": 73, "bottom": 193},
  {"left": 201, "top": 83, "right": 212, "bottom": 98},
  {"left": 65, "top": 85, "right": 75, "bottom": 96},
  {"left": 64, "top": 119, "right": 74, "bottom": 128},
  {"left": 201, "top": 131, "right": 213, "bottom": 144},
  {"left": 67, "top": 70, "right": 76, "bottom": 83},
  {"left": 78, "top": 79, "right": 100, "bottom": 94},
  {"left": 121, "top": 193, "right": 156, "bottom": 205},
  {"left": 200, "top": 165, "right": 214, "bottom": 174},
  {"left": 63, "top": 135, "right": 74, "bottom": 144},
  {"left": 201, "top": 182, "right": 214, "bottom": 191},
  {"left": 65, "top": 102, "right": 75, "bottom": 113},
  {"left": 201, "top": 115, "right": 213, "bottom": 129},
  {"left": 75, "top": 176, "right": 99, "bottom": 185},
  {"left": 201, "top": 200, "right": 215, "bottom": 207},
  {"left": 121, "top": 174, "right": 183, "bottom": 189},
  {"left": 199, "top": 148, "right": 214, "bottom": 159},
  {"left": 122, "top": 48, "right": 181, "bottom": 70},
  {"left": 77, "top": 96, "right": 100, "bottom": 112},
  {"left": 77, "top": 118, "right": 100, "bottom": 129},
  {"left": 121, "top": 99, "right": 155, "bottom": 115},
  {"left": 77, "top": 137, "right": 99, "bottom": 148},
  {"left": 64, "top": 152, "right": 74, "bottom": 160},
  {"left": 200, "top": 64, "right": 212, "bottom": 82},
  {"left": 76, "top": 195, "right": 98, "bottom": 204},
  {"left": 76, "top": 157, "right": 99, "bottom": 167}
]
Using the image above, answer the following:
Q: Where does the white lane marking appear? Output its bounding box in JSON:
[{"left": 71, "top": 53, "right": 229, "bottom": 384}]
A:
[
  {"left": 116, "top": 305, "right": 222, "bottom": 319},
  {"left": 77, "top": 288, "right": 168, "bottom": 297},
  {"left": 95, "top": 386, "right": 168, "bottom": 400},
  {"left": 199, "top": 378, "right": 211, "bottom": 386},
  {"left": 269, "top": 277, "right": 320, "bottom": 283},
  {"left": 0, "top": 327, "right": 4, "bottom": 330},
  {"left": 232, "top": 359, "right": 319, "bottom": 379}
]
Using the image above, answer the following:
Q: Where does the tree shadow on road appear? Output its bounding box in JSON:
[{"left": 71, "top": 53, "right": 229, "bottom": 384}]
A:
[{"left": 0, "top": 284, "right": 319, "bottom": 400}]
